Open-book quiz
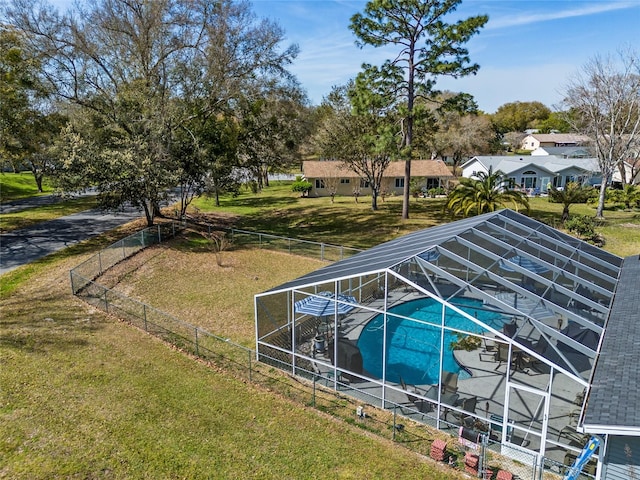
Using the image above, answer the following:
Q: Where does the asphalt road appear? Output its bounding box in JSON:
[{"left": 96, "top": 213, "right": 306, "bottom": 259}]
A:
[{"left": 0, "top": 204, "right": 143, "bottom": 275}]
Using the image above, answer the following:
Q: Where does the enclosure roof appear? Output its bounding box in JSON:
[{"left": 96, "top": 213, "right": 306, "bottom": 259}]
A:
[
  {"left": 268, "top": 209, "right": 619, "bottom": 294},
  {"left": 583, "top": 255, "right": 640, "bottom": 434}
]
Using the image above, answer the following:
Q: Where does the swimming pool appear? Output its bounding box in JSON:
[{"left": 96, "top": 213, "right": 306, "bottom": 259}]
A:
[{"left": 356, "top": 297, "right": 506, "bottom": 385}]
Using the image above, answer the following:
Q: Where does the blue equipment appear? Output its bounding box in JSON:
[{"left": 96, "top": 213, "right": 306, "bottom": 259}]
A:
[{"left": 564, "top": 436, "right": 600, "bottom": 480}]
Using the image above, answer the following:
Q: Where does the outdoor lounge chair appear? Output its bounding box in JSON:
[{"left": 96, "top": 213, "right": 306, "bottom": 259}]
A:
[
  {"left": 440, "top": 371, "right": 458, "bottom": 394},
  {"left": 399, "top": 377, "right": 434, "bottom": 416},
  {"left": 448, "top": 396, "right": 478, "bottom": 425}
]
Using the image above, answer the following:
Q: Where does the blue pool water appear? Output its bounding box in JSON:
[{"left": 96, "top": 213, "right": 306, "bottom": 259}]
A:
[{"left": 356, "top": 297, "right": 506, "bottom": 385}]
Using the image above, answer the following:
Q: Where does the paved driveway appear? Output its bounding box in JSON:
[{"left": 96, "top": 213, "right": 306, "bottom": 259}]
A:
[{"left": 0, "top": 205, "right": 143, "bottom": 275}]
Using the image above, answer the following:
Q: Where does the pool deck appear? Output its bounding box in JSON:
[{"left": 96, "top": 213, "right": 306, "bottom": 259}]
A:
[{"left": 309, "top": 289, "right": 587, "bottom": 467}]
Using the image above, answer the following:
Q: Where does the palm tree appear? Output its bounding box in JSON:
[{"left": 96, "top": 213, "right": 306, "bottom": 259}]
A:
[
  {"left": 548, "top": 182, "right": 594, "bottom": 223},
  {"left": 445, "top": 168, "right": 529, "bottom": 217}
]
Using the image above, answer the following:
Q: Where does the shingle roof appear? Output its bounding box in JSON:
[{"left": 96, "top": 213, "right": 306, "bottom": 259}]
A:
[
  {"left": 529, "top": 133, "right": 591, "bottom": 144},
  {"left": 583, "top": 254, "right": 640, "bottom": 435},
  {"left": 464, "top": 155, "right": 599, "bottom": 175},
  {"left": 302, "top": 160, "right": 453, "bottom": 179}
]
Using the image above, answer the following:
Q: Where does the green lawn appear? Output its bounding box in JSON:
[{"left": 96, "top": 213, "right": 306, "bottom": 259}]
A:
[
  {"left": 195, "top": 182, "right": 640, "bottom": 257},
  {"left": 0, "top": 172, "right": 54, "bottom": 202},
  {"left": 0, "top": 195, "right": 99, "bottom": 233},
  {"left": 1, "top": 178, "right": 638, "bottom": 479}
]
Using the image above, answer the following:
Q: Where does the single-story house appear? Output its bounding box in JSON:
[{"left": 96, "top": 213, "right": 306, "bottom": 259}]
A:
[
  {"left": 531, "top": 146, "right": 593, "bottom": 158},
  {"left": 254, "top": 209, "right": 639, "bottom": 479},
  {"left": 521, "top": 133, "right": 591, "bottom": 151},
  {"left": 302, "top": 160, "right": 453, "bottom": 198},
  {"left": 611, "top": 158, "right": 640, "bottom": 186},
  {"left": 460, "top": 155, "right": 602, "bottom": 194}
]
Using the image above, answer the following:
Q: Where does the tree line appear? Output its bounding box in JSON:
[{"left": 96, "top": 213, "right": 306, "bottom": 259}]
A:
[{"left": 1, "top": 0, "right": 638, "bottom": 224}]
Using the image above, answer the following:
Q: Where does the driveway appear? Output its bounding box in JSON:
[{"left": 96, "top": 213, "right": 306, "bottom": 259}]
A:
[{"left": 0, "top": 205, "right": 143, "bottom": 275}]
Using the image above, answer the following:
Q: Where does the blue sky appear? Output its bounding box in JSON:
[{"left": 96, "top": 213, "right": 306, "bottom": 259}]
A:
[
  {"left": 248, "top": 0, "right": 639, "bottom": 112},
  {"left": 48, "top": 0, "right": 639, "bottom": 113}
]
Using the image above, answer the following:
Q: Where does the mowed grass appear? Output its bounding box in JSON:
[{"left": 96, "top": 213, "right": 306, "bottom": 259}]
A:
[
  {"left": 0, "top": 195, "right": 99, "bottom": 233},
  {"left": 102, "top": 238, "right": 327, "bottom": 346},
  {"left": 2, "top": 180, "right": 638, "bottom": 479},
  {"left": 0, "top": 172, "right": 54, "bottom": 201},
  {"left": 1, "top": 234, "right": 465, "bottom": 479},
  {"left": 196, "top": 182, "right": 640, "bottom": 257}
]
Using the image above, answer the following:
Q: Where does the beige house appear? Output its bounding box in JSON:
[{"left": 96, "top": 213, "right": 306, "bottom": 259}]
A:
[
  {"left": 302, "top": 160, "right": 453, "bottom": 197},
  {"left": 520, "top": 133, "right": 590, "bottom": 151}
]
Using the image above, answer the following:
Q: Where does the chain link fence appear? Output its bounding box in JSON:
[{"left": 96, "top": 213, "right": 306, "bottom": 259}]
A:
[{"left": 70, "top": 221, "right": 571, "bottom": 480}]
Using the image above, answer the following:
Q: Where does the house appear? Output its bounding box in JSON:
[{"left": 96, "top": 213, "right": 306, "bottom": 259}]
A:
[
  {"left": 611, "top": 158, "right": 640, "bottom": 186},
  {"left": 521, "top": 133, "right": 591, "bottom": 151},
  {"left": 302, "top": 160, "right": 453, "bottom": 198},
  {"left": 530, "top": 146, "right": 592, "bottom": 158},
  {"left": 255, "top": 209, "right": 639, "bottom": 479},
  {"left": 460, "top": 155, "right": 601, "bottom": 194}
]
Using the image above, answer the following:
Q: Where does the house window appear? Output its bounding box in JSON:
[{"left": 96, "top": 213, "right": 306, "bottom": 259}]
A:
[
  {"left": 360, "top": 179, "right": 370, "bottom": 188},
  {"left": 426, "top": 178, "right": 439, "bottom": 190},
  {"left": 315, "top": 179, "right": 325, "bottom": 189},
  {"left": 522, "top": 171, "right": 537, "bottom": 190},
  {"left": 395, "top": 178, "right": 404, "bottom": 188},
  {"left": 340, "top": 178, "right": 350, "bottom": 184}
]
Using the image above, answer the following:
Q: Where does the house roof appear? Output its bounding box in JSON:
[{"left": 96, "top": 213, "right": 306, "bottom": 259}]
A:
[
  {"left": 261, "top": 209, "right": 623, "bottom": 383},
  {"left": 302, "top": 160, "right": 453, "bottom": 179},
  {"left": 582, "top": 254, "right": 640, "bottom": 435},
  {"left": 531, "top": 147, "right": 592, "bottom": 158},
  {"left": 462, "top": 155, "right": 599, "bottom": 175},
  {"left": 528, "top": 133, "right": 591, "bottom": 144}
]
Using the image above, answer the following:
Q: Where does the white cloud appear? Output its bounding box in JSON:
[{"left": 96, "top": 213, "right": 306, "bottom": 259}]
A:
[{"left": 488, "top": 2, "right": 637, "bottom": 29}]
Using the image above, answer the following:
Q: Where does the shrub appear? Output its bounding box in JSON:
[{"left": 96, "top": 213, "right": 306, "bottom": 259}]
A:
[
  {"left": 565, "top": 215, "right": 606, "bottom": 247},
  {"left": 292, "top": 180, "right": 312, "bottom": 197}
]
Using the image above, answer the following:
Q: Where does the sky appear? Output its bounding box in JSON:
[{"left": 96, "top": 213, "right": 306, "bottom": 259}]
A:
[{"left": 48, "top": 0, "right": 640, "bottom": 113}]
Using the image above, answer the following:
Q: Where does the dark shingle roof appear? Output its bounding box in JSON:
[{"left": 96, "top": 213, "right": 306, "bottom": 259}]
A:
[{"left": 583, "top": 255, "right": 640, "bottom": 434}]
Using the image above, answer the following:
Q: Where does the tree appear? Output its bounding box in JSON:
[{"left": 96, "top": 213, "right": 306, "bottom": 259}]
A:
[
  {"left": 0, "top": 24, "right": 62, "bottom": 185},
  {"left": 350, "top": 0, "right": 488, "bottom": 219},
  {"left": 6, "top": 0, "right": 298, "bottom": 225},
  {"left": 237, "top": 84, "right": 308, "bottom": 190},
  {"left": 491, "top": 101, "right": 551, "bottom": 134},
  {"left": 313, "top": 84, "right": 395, "bottom": 211},
  {"left": 561, "top": 49, "right": 640, "bottom": 218},
  {"left": 445, "top": 167, "right": 529, "bottom": 217},
  {"left": 547, "top": 182, "right": 594, "bottom": 223},
  {"left": 429, "top": 109, "right": 494, "bottom": 175}
]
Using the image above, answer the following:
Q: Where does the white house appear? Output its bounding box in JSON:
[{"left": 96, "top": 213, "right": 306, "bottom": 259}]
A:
[
  {"left": 530, "top": 146, "right": 592, "bottom": 158},
  {"left": 460, "top": 155, "right": 601, "bottom": 194},
  {"left": 521, "top": 133, "right": 591, "bottom": 151},
  {"left": 611, "top": 158, "right": 640, "bottom": 186}
]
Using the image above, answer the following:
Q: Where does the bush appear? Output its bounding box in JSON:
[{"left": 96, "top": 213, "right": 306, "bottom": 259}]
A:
[
  {"left": 565, "top": 215, "right": 606, "bottom": 247},
  {"left": 292, "top": 180, "right": 312, "bottom": 197}
]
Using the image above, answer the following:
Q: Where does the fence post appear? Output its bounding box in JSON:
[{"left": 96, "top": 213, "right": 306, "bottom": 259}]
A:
[
  {"left": 248, "top": 350, "right": 252, "bottom": 383},
  {"left": 157, "top": 224, "right": 161, "bottom": 243},
  {"left": 259, "top": 233, "right": 262, "bottom": 248},
  {"left": 143, "top": 304, "right": 148, "bottom": 331},
  {"left": 321, "top": 243, "right": 325, "bottom": 261},
  {"left": 98, "top": 251, "right": 103, "bottom": 275},
  {"left": 194, "top": 328, "right": 199, "bottom": 356},
  {"left": 288, "top": 238, "right": 291, "bottom": 254},
  {"left": 122, "top": 239, "right": 126, "bottom": 261},
  {"left": 104, "top": 289, "right": 109, "bottom": 313}
]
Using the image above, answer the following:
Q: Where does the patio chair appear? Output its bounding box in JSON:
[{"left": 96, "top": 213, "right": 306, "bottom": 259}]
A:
[
  {"left": 449, "top": 396, "right": 478, "bottom": 425},
  {"left": 503, "top": 320, "right": 517, "bottom": 338},
  {"left": 399, "top": 376, "right": 434, "bottom": 417},
  {"left": 440, "top": 371, "right": 458, "bottom": 394},
  {"left": 478, "top": 338, "right": 498, "bottom": 361}
]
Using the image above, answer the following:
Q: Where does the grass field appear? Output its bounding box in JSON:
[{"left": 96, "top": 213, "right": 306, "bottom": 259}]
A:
[
  {"left": 194, "top": 182, "right": 639, "bottom": 257},
  {"left": 1, "top": 179, "right": 638, "bottom": 479},
  {"left": 0, "top": 172, "right": 53, "bottom": 201},
  {"left": 1, "top": 228, "right": 467, "bottom": 479}
]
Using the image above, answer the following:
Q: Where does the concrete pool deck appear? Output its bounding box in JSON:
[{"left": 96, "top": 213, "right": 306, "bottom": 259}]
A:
[{"left": 309, "top": 289, "right": 587, "bottom": 467}]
